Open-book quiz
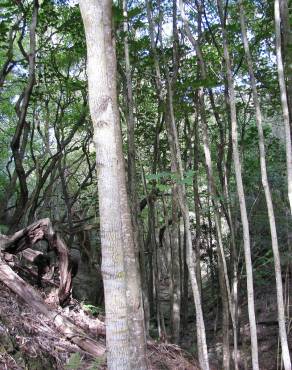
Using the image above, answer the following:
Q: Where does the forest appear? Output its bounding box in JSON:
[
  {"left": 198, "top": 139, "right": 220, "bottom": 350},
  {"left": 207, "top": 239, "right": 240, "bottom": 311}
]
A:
[{"left": 0, "top": 0, "right": 291, "bottom": 369}]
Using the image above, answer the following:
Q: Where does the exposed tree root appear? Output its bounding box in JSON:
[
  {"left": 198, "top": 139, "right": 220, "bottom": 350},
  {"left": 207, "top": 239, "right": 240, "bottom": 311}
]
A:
[
  {"left": 0, "top": 218, "right": 74, "bottom": 305},
  {"left": 0, "top": 259, "right": 106, "bottom": 357},
  {"left": 0, "top": 219, "right": 204, "bottom": 368}
]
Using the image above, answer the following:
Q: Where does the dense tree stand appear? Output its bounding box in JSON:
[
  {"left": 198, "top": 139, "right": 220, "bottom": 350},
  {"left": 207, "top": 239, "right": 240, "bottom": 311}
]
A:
[{"left": 1, "top": 0, "right": 291, "bottom": 368}]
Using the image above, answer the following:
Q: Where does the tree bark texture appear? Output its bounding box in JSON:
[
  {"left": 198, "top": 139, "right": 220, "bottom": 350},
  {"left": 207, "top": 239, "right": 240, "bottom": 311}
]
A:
[{"left": 79, "top": 1, "right": 147, "bottom": 369}]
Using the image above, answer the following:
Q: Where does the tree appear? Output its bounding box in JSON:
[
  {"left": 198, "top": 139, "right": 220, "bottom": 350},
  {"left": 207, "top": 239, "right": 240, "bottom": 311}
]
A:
[
  {"left": 79, "top": 1, "right": 147, "bottom": 369},
  {"left": 0, "top": 0, "right": 290, "bottom": 368}
]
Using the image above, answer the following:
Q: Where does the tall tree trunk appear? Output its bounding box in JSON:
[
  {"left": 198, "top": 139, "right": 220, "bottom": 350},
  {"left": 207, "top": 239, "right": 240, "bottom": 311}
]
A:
[
  {"left": 165, "top": 106, "right": 181, "bottom": 344},
  {"left": 240, "top": 3, "right": 291, "bottom": 368},
  {"left": 279, "top": 0, "right": 292, "bottom": 135},
  {"left": 274, "top": 0, "right": 292, "bottom": 217},
  {"left": 122, "top": 0, "right": 150, "bottom": 339},
  {"left": 102, "top": 2, "right": 147, "bottom": 367},
  {"left": 165, "top": 0, "right": 181, "bottom": 344},
  {"left": 166, "top": 76, "right": 210, "bottom": 370},
  {"left": 216, "top": 0, "right": 260, "bottom": 368},
  {"left": 79, "top": 1, "right": 147, "bottom": 369},
  {"left": 193, "top": 95, "right": 202, "bottom": 298}
]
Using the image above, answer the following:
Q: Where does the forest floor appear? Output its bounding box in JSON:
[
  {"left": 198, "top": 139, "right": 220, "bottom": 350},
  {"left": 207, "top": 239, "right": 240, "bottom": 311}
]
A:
[
  {"left": 157, "top": 275, "right": 292, "bottom": 370},
  {"left": 0, "top": 280, "right": 106, "bottom": 370},
  {"left": 0, "top": 274, "right": 200, "bottom": 370},
  {"left": 1, "top": 262, "right": 291, "bottom": 369}
]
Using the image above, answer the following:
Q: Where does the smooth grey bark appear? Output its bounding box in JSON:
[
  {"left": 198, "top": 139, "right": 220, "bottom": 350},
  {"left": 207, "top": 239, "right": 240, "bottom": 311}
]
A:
[
  {"left": 80, "top": 1, "right": 147, "bottom": 369},
  {"left": 216, "top": 0, "right": 260, "bottom": 369},
  {"left": 100, "top": 1, "right": 148, "bottom": 368},
  {"left": 161, "top": 0, "right": 181, "bottom": 344},
  {"left": 80, "top": 2, "right": 130, "bottom": 368},
  {"left": 240, "top": 3, "right": 291, "bottom": 369},
  {"left": 166, "top": 54, "right": 210, "bottom": 370},
  {"left": 199, "top": 86, "right": 232, "bottom": 369},
  {"left": 165, "top": 105, "right": 181, "bottom": 344}
]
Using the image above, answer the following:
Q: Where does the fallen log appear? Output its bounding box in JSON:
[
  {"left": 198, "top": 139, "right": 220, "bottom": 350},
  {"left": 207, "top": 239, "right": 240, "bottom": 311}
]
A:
[
  {"left": 0, "top": 258, "right": 106, "bottom": 357},
  {"left": 0, "top": 218, "right": 75, "bottom": 305}
]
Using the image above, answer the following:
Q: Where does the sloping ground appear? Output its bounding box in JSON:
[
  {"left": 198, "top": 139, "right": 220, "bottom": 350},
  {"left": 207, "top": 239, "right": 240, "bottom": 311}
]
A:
[
  {"left": 158, "top": 272, "right": 292, "bottom": 370},
  {"left": 208, "top": 275, "right": 292, "bottom": 369},
  {"left": 0, "top": 280, "right": 201, "bottom": 370},
  {"left": 244, "top": 281, "right": 292, "bottom": 370},
  {"left": 0, "top": 281, "right": 105, "bottom": 370}
]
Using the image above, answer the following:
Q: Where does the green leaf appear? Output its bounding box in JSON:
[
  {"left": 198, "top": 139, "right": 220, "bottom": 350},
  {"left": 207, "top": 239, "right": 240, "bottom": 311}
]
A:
[{"left": 65, "top": 353, "right": 82, "bottom": 370}]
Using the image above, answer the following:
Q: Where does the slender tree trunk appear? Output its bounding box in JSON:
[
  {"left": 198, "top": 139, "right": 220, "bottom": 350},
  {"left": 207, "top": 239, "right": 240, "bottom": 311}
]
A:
[
  {"left": 193, "top": 95, "right": 202, "bottom": 298},
  {"left": 218, "top": 251, "right": 230, "bottom": 370},
  {"left": 274, "top": 0, "right": 292, "bottom": 217},
  {"left": 216, "top": 1, "right": 260, "bottom": 369},
  {"left": 123, "top": 0, "right": 150, "bottom": 339},
  {"left": 198, "top": 87, "right": 233, "bottom": 369},
  {"left": 166, "top": 78, "right": 210, "bottom": 369},
  {"left": 279, "top": 0, "right": 292, "bottom": 134},
  {"left": 240, "top": 3, "right": 291, "bottom": 368},
  {"left": 156, "top": 197, "right": 168, "bottom": 340},
  {"left": 210, "top": 85, "right": 240, "bottom": 366},
  {"left": 165, "top": 105, "right": 181, "bottom": 344},
  {"left": 181, "top": 223, "right": 189, "bottom": 331}
]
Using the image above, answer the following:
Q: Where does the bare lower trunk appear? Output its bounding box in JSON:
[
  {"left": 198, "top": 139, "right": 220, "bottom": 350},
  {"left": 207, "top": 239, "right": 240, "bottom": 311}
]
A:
[
  {"left": 80, "top": 1, "right": 147, "bottom": 368},
  {"left": 121, "top": 0, "right": 148, "bottom": 362},
  {"left": 218, "top": 253, "right": 230, "bottom": 370},
  {"left": 179, "top": 3, "right": 236, "bottom": 367},
  {"left": 165, "top": 108, "right": 181, "bottom": 344},
  {"left": 166, "top": 81, "right": 210, "bottom": 369},
  {"left": 181, "top": 224, "right": 189, "bottom": 331},
  {"left": 193, "top": 103, "right": 202, "bottom": 296}
]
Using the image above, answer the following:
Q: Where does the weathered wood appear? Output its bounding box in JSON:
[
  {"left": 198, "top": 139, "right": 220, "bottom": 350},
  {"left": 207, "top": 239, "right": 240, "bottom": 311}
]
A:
[
  {"left": 0, "top": 258, "right": 106, "bottom": 357},
  {"left": 21, "top": 247, "right": 44, "bottom": 262},
  {"left": 0, "top": 218, "right": 74, "bottom": 305}
]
